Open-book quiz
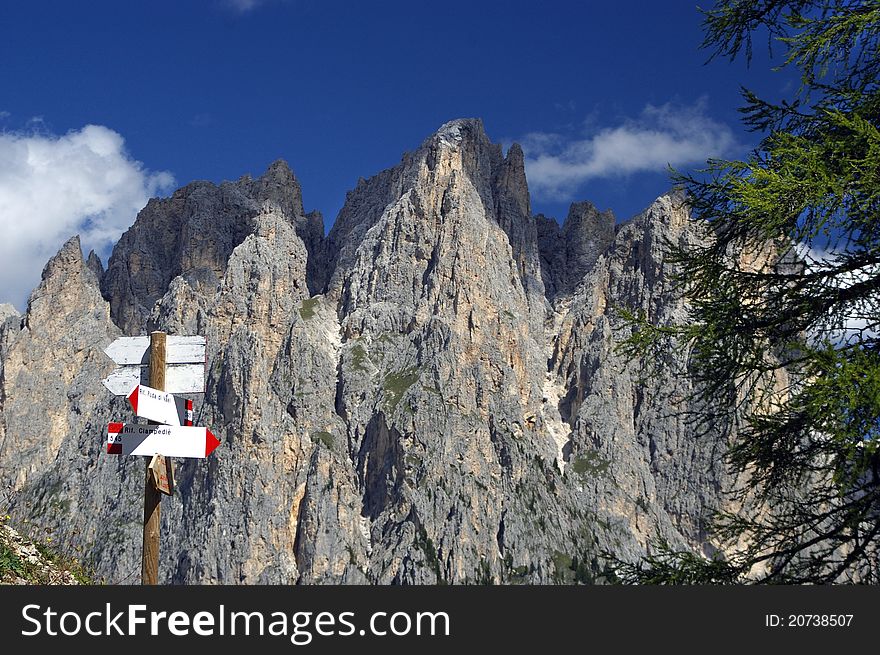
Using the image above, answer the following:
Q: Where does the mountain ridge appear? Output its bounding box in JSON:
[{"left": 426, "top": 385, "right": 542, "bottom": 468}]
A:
[{"left": 0, "top": 119, "right": 730, "bottom": 584}]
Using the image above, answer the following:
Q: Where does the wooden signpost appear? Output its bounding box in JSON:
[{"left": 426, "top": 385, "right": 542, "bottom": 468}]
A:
[
  {"left": 102, "top": 330, "right": 218, "bottom": 585},
  {"left": 143, "top": 331, "right": 166, "bottom": 586}
]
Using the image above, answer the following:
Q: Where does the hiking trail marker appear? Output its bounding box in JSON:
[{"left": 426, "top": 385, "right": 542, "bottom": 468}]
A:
[
  {"left": 128, "top": 384, "right": 182, "bottom": 426},
  {"left": 107, "top": 423, "right": 220, "bottom": 458},
  {"left": 101, "top": 331, "right": 218, "bottom": 586}
]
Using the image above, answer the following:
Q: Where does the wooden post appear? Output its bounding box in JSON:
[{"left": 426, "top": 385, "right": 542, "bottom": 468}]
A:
[{"left": 142, "top": 331, "right": 166, "bottom": 585}]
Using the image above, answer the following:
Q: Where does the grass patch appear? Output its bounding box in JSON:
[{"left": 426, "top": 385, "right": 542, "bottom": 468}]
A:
[
  {"left": 33, "top": 541, "right": 95, "bottom": 585},
  {"left": 351, "top": 343, "right": 368, "bottom": 372},
  {"left": 311, "top": 431, "right": 334, "bottom": 449},
  {"left": 0, "top": 541, "right": 27, "bottom": 580},
  {"left": 1, "top": 521, "right": 96, "bottom": 584},
  {"left": 570, "top": 449, "right": 610, "bottom": 477},
  {"left": 383, "top": 368, "right": 419, "bottom": 412},
  {"left": 299, "top": 297, "right": 319, "bottom": 320}
]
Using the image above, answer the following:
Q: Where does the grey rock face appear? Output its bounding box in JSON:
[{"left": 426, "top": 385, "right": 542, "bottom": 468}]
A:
[
  {"left": 548, "top": 192, "right": 729, "bottom": 559},
  {"left": 0, "top": 122, "right": 729, "bottom": 584}
]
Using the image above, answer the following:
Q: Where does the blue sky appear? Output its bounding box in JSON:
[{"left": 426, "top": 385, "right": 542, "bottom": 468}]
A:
[{"left": 0, "top": 0, "right": 796, "bottom": 310}]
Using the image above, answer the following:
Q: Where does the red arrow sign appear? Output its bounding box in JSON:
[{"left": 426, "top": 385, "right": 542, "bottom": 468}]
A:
[
  {"left": 107, "top": 423, "right": 220, "bottom": 458},
  {"left": 127, "top": 384, "right": 181, "bottom": 426}
]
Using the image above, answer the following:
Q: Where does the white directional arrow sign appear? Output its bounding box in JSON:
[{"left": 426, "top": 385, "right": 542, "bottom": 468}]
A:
[
  {"left": 102, "top": 335, "right": 206, "bottom": 395},
  {"left": 128, "top": 384, "right": 181, "bottom": 426},
  {"left": 107, "top": 423, "right": 220, "bottom": 458}
]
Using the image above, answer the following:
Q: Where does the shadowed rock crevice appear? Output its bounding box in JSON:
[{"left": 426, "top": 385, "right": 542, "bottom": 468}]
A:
[
  {"left": 538, "top": 201, "right": 616, "bottom": 303},
  {"left": 357, "top": 413, "right": 406, "bottom": 521}
]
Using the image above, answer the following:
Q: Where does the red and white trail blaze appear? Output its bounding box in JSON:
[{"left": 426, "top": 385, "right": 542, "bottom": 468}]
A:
[{"left": 106, "top": 423, "right": 220, "bottom": 458}]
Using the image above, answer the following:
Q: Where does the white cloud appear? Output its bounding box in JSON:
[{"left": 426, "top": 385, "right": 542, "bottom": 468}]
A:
[
  {"left": 221, "top": 0, "right": 290, "bottom": 14},
  {"left": 796, "top": 244, "right": 879, "bottom": 344},
  {"left": 521, "top": 99, "right": 739, "bottom": 199},
  {"left": 0, "top": 124, "right": 174, "bottom": 311}
]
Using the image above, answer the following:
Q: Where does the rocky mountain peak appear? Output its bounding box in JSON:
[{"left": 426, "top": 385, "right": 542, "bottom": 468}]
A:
[
  {"left": 429, "top": 117, "right": 489, "bottom": 148},
  {"left": 244, "top": 158, "right": 305, "bottom": 220},
  {"left": 101, "top": 159, "right": 313, "bottom": 334},
  {"left": 324, "top": 118, "right": 545, "bottom": 339},
  {"left": 264, "top": 157, "right": 296, "bottom": 182},
  {"left": 25, "top": 236, "right": 103, "bottom": 329},
  {"left": 420, "top": 118, "right": 512, "bottom": 194},
  {"left": 85, "top": 249, "right": 104, "bottom": 284},
  {"left": 0, "top": 303, "right": 18, "bottom": 324},
  {"left": 1, "top": 234, "right": 116, "bottom": 490},
  {"left": 38, "top": 235, "right": 85, "bottom": 283}
]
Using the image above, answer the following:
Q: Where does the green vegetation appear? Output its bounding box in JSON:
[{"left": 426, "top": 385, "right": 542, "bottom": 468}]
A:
[
  {"left": 552, "top": 550, "right": 595, "bottom": 584},
  {"left": 617, "top": 1, "right": 880, "bottom": 583},
  {"left": 310, "top": 431, "right": 334, "bottom": 449},
  {"left": 415, "top": 524, "right": 445, "bottom": 583},
  {"left": 298, "top": 297, "right": 319, "bottom": 319},
  {"left": 502, "top": 551, "right": 531, "bottom": 583},
  {"left": 0, "top": 516, "right": 95, "bottom": 584},
  {"left": 474, "top": 559, "right": 494, "bottom": 585},
  {"left": 0, "top": 540, "right": 27, "bottom": 580},
  {"left": 211, "top": 356, "right": 224, "bottom": 379},
  {"left": 33, "top": 541, "right": 94, "bottom": 585},
  {"left": 570, "top": 449, "right": 610, "bottom": 477},
  {"left": 612, "top": 543, "right": 743, "bottom": 585},
  {"left": 350, "top": 343, "right": 368, "bottom": 371},
  {"left": 383, "top": 368, "right": 419, "bottom": 412},
  {"left": 551, "top": 551, "right": 572, "bottom": 582}
]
